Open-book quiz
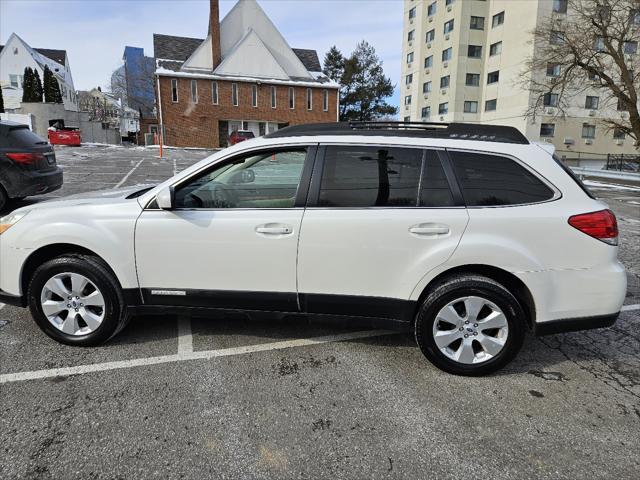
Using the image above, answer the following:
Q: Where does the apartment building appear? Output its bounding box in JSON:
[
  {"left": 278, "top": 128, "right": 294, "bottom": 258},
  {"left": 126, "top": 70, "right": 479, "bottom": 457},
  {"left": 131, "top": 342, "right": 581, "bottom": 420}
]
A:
[{"left": 401, "top": 0, "right": 638, "bottom": 157}]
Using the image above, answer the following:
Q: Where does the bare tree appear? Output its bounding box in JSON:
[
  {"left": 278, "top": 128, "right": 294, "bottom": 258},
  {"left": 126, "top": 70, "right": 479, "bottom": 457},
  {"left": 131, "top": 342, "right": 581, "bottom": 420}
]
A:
[{"left": 523, "top": 0, "right": 640, "bottom": 147}]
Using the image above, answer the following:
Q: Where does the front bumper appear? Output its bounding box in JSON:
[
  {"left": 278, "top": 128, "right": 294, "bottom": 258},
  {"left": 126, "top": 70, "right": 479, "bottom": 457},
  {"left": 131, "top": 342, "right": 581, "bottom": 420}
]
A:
[
  {"left": 0, "top": 289, "right": 26, "bottom": 307},
  {"left": 534, "top": 312, "right": 619, "bottom": 336}
]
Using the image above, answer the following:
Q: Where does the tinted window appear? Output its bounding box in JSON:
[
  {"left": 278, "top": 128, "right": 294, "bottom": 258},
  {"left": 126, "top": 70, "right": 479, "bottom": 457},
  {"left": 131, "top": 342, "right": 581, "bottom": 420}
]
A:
[
  {"left": 1, "top": 127, "right": 48, "bottom": 147},
  {"left": 318, "top": 146, "right": 422, "bottom": 207},
  {"left": 420, "top": 151, "right": 455, "bottom": 207},
  {"left": 174, "top": 149, "right": 306, "bottom": 209},
  {"left": 450, "top": 151, "right": 554, "bottom": 206}
]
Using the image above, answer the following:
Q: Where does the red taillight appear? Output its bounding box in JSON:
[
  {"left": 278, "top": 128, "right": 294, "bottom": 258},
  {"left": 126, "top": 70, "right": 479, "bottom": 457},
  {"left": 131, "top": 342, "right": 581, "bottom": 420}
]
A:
[
  {"left": 568, "top": 209, "right": 618, "bottom": 245},
  {"left": 6, "top": 152, "right": 44, "bottom": 164}
]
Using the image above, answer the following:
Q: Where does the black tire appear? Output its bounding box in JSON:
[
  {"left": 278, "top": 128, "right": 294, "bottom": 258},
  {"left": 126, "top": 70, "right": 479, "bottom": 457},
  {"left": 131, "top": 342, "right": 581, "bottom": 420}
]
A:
[
  {"left": 27, "top": 254, "right": 130, "bottom": 346},
  {"left": 415, "top": 275, "right": 526, "bottom": 376}
]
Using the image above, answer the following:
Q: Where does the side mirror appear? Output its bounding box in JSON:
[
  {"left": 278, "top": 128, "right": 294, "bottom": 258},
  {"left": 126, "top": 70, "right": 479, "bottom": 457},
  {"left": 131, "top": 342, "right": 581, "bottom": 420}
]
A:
[{"left": 156, "top": 186, "right": 174, "bottom": 210}]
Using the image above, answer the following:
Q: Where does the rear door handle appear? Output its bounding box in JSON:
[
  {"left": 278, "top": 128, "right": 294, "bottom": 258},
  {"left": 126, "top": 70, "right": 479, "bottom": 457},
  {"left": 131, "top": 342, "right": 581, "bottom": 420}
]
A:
[
  {"left": 409, "top": 223, "right": 450, "bottom": 236},
  {"left": 255, "top": 223, "right": 293, "bottom": 235}
]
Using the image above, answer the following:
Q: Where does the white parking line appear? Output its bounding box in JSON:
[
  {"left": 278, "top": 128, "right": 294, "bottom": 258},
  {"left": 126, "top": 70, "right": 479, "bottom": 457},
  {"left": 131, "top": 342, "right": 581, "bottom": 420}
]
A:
[
  {"left": 0, "top": 329, "right": 395, "bottom": 384},
  {"left": 115, "top": 159, "right": 145, "bottom": 188},
  {"left": 177, "top": 316, "right": 193, "bottom": 355},
  {"left": 621, "top": 304, "right": 640, "bottom": 312}
]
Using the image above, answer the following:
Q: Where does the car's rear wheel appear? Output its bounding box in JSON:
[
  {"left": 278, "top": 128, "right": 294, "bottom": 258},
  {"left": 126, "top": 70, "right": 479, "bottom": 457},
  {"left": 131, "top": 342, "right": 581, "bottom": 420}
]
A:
[
  {"left": 28, "top": 254, "right": 129, "bottom": 346},
  {"left": 415, "top": 275, "right": 526, "bottom": 376}
]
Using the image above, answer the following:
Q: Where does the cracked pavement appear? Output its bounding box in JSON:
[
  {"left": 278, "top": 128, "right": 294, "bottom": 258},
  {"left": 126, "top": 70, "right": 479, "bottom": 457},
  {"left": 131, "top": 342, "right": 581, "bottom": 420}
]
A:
[{"left": 0, "top": 145, "right": 638, "bottom": 479}]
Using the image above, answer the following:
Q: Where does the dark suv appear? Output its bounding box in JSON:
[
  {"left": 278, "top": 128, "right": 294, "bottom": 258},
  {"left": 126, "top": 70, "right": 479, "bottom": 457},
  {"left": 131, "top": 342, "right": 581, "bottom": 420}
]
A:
[{"left": 0, "top": 120, "right": 63, "bottom": 211}]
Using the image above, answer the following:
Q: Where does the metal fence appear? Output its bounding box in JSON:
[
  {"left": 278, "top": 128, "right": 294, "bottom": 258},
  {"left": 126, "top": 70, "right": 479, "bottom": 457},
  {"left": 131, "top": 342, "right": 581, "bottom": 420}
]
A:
[{"left": 604, "top": 154, "right": 640, "bottom": 173}]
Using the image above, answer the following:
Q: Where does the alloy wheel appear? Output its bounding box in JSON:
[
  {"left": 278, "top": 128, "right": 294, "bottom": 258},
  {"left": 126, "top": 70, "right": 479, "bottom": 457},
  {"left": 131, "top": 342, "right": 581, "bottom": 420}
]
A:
[{"left": 432, "top": 296, "right": 509, "bottom": 364}]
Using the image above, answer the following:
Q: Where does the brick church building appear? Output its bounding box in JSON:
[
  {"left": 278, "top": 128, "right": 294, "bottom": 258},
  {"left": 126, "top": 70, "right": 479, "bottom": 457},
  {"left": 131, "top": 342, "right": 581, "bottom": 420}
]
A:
[{"left": 153, "top": 0, "right": 339, "bottom": 148}]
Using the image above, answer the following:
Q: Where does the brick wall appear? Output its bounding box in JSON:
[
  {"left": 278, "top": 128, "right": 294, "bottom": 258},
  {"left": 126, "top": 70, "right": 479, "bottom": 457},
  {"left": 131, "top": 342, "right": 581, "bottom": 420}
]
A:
[{"left": 157, "top": 76, "right": 338, "bottom": 148}]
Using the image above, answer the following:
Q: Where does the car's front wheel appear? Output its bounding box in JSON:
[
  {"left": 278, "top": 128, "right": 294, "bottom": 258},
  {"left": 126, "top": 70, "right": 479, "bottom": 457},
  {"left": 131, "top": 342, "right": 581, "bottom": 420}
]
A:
[
  {"left": 28, "top": 254, "right": 129, "bottom": 346},
  {"left": 415, "top": 275, "right": 526, "bottom": 376}
]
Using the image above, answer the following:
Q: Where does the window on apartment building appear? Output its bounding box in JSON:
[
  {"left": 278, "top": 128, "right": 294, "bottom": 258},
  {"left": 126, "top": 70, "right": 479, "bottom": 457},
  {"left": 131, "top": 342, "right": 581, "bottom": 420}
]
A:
[
  {"left": 613, "top": 128, "right": 626, "bottom": 139},
  {"left": 424, "top": 55, "right": 433, "bottom": 68},
  {"left": 409, "top": 6, "right": 416, "bottom": 19},
  {"left": 468, "top": 45, "right": 482, "bottom": 58},
  {"left": 550, "top": 30, "right": 565, "bottom": 44},
  {"left": 618, "top": 98, "right": 628, "bottom": 111},
  {"left": 427, "top": 2, "right": 437, "bottom": 16},
  {"left": 323, "top": 89, "right": 329, "bottom": 111},
  {"left": 171, "top": 78, "right": 178, "bottom": 102},
  {"left": 440, "top": 75, "right": 450, "bottom": 88},
  {"left": 490, "top": 41, "right": 502, "bottom": 56},
  {"left": 252, "top": 84, "right": 258, "bottom": 107},
  {"left": 492, "top": 11, "right": 504, "bottom": 27},
  {"left": 553, "top": 0, "right": 568, "bottom": 13},
  {"left": 487, "top": 70, "right": 499, "bottom": 84},
  {"left": 271, "top": 86, "right": 277, "bottom": 108},
  {"left": 423, "top": 81, "right": 432, "bottom": 93},
  {"left": 190, "top": 79, "right": 198, "bottom": 103},
  {"left": 485, "top": 99, "right": 497, "bottom": 111},
  {"left": 446, "top": 0, "right": 454, "bottom": 5},
  {"left": 594, "top": 37, "right": 606, "bottom": 51},
  {"left": 407, "top": 52, "right": 414, "bottom": 64},
  {"left": 408, "top": 30, "right": 415, "bottom": 42},
  {"left": 465, "top": 73, "right": 480, "bottom": 86},
  {"left": 405, "top": 95, "right": 412, "bottom": 105},
  {"left": 546, "top": 63, "right": 561, "bottom": 77},
  {"left": 421, "top": 106, "right": 431, "bottom": 119},
  {"left": 306, "top": 88, "right": 312, "bottom": 110},
  {"left": 406, "top": 73, "right": 414, "bottom": 85},
  {"left": 543, "top": 92, "right": 559, "bottom": 107},
  {"left": 470, "top": 16, "right": 485, "bottom": 30},
  {"left": 444, "top": 19, "right": 455, "bottom": 34},
  {"left": 439, "top": 102, "right": 449, "bottom": 114},
  {"left": 289, "top": 87, "right": 295, "bottom": 109},
  {"left": 588, "top": 71, "right": 598, "bottom": 80},
  {"left": 442, "top": 47, "right": 452, "bottom": 61},
  {"left": 624, "top": 41, "right": 638, "bottom": 54},
  {"left": 585, "top": 96, "right": 599, "bottom": 109},
  {"left": 463, "top": 101, "right": 478, "bottom": 113},
  {"left": 632, "top": 9, "right": 640, "bottom": 25},
  {"left": 540, "top": 123, "right": 555, "bottom": 137},
  {"left": 232, "top": 83, "right": 239, "bottom": 106},
  {"left": 582, "top": 124, "right": 596, "bottom": 139},
  {"left": 212, "top": 81, "right": 218, "bottom": 104},
  {"left": 404, "top": 116, "right": 411, "bottom": 122},
  {"left": 426, "top": 29, "right": 436, "bottom": 42}
]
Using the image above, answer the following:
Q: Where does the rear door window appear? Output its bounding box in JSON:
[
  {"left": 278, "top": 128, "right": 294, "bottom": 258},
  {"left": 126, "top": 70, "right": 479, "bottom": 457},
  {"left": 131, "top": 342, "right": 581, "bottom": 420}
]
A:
[
  {"left": 318, "top": 146, "right": 422, "bottom": 207},
  {"left": 449, "top": 150, "right": 555, "bottom": 206},
  {"left": 420, "top": 150, "right": 456, "bottom": 207}
]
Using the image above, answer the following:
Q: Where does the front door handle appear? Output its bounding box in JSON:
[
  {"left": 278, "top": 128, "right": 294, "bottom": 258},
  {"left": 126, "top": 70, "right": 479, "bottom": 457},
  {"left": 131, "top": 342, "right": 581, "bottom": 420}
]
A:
[
  {"left": 409, "top": 223, "right": 450, "bottom": 236},
  {"left": 255, "top": 223, "right": 293, "bottom": 235}
]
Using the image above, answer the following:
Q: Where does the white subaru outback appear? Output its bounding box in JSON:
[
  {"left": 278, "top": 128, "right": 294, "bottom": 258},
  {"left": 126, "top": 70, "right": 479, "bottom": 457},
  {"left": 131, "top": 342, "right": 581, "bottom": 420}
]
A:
[{"left": 0, "top": 122, "right": 627, "bottom": 375}]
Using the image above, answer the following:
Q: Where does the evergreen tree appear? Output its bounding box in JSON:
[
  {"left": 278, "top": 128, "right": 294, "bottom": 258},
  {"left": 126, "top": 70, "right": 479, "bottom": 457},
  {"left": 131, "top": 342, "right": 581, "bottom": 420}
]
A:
[
  {"left": 51, "top": 77, "right": 63, "bottom": 104},
  {"left": 21, "top": 67, "right": 34, "bottom": 102},
  {"left": 323, "top": 46, "right": 345, "bottom": 84},
  {"left": 326, "top": 41, "right": 397, "bottom": 121},
  {"left": 33, "top": 69, "right": 43, "bottom": 102},
  {"left": 43, "top": 65, "right": 63, "bottom": 103},
  {"left": 0, "top": 87, "right": 5, "bottom": 113}
]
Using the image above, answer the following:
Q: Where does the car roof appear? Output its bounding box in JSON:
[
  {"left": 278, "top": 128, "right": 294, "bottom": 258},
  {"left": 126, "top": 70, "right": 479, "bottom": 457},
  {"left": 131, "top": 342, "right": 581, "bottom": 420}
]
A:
[{"left": 265, "top": 121, "right": 529, "bottom": 145}]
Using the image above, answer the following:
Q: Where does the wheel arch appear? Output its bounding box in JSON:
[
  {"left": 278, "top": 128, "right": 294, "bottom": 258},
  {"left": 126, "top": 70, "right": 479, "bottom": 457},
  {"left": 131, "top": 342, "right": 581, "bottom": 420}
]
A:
[
  {"left": 414, "top": 264, "right": 536, "bottom": 329},
  {"left": 21, "top": 243, "right": 122, "bottom": 297}
]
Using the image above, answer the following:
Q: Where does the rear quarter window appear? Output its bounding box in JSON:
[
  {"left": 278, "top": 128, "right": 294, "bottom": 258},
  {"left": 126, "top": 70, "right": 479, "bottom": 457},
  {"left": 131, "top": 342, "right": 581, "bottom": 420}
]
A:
[
  {"left": 450, "top": 150, "right": 555, "bottom": 206},
  {"left": 552, "top": 153, "right": 595, "bottom": 199}
]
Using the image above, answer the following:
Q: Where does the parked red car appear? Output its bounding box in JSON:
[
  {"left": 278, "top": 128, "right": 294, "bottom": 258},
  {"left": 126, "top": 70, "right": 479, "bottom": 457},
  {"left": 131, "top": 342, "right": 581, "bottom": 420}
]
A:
[{"left": 228, "top": 130, "right": 255, "bottom": 146}]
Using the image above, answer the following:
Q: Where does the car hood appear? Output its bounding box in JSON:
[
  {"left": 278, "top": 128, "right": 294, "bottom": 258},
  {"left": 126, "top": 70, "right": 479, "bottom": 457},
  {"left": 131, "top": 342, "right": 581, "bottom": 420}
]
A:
[{"left": 19, "top": 184, "right": 156, "bottom": 211}]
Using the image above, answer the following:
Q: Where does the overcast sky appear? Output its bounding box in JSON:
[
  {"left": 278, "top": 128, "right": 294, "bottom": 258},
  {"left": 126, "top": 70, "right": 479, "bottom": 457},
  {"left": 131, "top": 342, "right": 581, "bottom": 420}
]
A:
[{"left": 1, "top": 0, "right": 403, "bottom": 107}]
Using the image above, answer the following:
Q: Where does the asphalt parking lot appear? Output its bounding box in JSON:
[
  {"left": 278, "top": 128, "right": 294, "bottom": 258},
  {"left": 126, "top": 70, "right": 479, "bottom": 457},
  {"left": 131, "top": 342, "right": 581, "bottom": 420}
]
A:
[{"left": 1, "top": 145, "right": 639, "bottom": 479}]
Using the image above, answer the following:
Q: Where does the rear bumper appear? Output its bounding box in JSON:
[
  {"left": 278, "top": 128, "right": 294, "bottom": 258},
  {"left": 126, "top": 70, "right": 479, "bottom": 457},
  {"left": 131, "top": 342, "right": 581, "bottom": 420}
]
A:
[
  {"left": 0, "top": 289, "right": 26, "bottom": 308},
  {"left": 4, "top": 167, "right": 63, "bottom": 198},
  {"left": 534, "top": 312, "right": 619, "bottom": 336}
]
